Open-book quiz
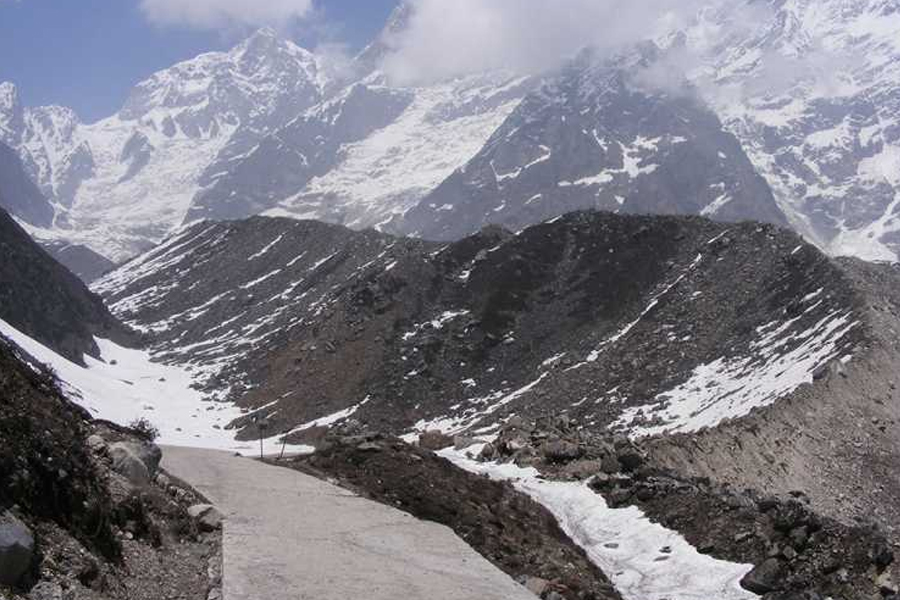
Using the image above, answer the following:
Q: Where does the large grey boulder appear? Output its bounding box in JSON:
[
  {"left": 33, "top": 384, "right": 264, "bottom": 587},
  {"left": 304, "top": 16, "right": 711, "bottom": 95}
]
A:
[
  {"left": 0, "top": 511, "right": 34, "bottom": 586},
  {"left": 740, "top": 558, "right": 784, "bottom": 594},
  {"left": 187, "top": 504, "right": 224, "bottom": 532},
  {"left": 109, "top": 442, "right": 151, "bottom": 486}
]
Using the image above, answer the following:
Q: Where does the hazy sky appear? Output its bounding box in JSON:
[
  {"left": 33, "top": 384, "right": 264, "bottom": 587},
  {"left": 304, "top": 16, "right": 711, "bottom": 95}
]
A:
[{"left": 0, "top": 0, "right": 399, "bottom": 122}]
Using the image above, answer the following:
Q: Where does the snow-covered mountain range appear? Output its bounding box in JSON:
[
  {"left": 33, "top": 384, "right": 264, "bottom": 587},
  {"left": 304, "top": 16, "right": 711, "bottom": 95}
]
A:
[
  {"left": 0, "top": 29, "right": 330, "bottom": 261},
  {"left": 2, "top": 0, "right": 900, "bottom": 264}
]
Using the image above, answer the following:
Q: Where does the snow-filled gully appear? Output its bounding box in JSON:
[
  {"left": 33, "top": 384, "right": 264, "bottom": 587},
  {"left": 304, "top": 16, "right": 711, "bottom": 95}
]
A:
[
  {"left": 439, "top": 447, "right": 758, "bottom": 600},
  {"left": 0, "top": 317, "right": 313, "bottom": 456}
]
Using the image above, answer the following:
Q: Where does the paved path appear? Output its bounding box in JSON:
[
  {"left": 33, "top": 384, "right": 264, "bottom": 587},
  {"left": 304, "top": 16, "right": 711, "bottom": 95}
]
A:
[{"left": 161, "top": 446, "right": 535, "bottom": 600}]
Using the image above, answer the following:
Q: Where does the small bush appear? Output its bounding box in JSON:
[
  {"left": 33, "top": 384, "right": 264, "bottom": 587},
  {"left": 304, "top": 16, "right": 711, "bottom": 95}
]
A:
[{"left": 128, "top": 417, "right": 160, "bottom": 442}]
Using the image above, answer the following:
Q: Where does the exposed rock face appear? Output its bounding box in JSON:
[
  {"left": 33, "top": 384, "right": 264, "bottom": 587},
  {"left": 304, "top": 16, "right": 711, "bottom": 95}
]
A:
[
  {"left": 685, "top": 0, "right": 900, "bottom": 262},
  {"left": 0, "top": 208, "right": 130, "bottom": 363},
  {"left": 187, "top": 81, "right": 417, "bottom": 224},
  {"left": 0, "top": 141, "right": 53, "bottom": 228},
  {"left": 403, "top": 47, "right": 786, "bottom": 241}
]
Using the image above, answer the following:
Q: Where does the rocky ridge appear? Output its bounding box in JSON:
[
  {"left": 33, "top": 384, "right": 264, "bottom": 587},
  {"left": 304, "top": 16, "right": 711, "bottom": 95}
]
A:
[{"left": 94, "top": 211, "right": 861, "bottom": 450}]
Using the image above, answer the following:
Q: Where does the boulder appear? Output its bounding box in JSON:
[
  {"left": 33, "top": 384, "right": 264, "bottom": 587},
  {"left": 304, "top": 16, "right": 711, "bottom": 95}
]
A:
[
  {"left": 86, "top": 434, "right": 107, "bottom": 452},
  {"left": 188, "top": 504, "right": 224, "bottom": 532},
  {"left": 541, "top": 440, "right": 583, "bottom": 463},
  {"left": 109, "top": 443, "right": 151, "bottom": 486},
  {"left": 878, "top": 571, "right": 899, "bottom": 596},
  {"left": 740, "top": 558, "right": 784, "bottom": 594},
  {"left": 0, "top": 511, "right": 34, "bottom": 586},
  {"left": 453, "top": 435, "right": 478, "bottom": 451},
  {"left": 418, "top": 430, "right": 453, "bottom": 451},
  {"left": 120, "top": 441, "right": 162, "bottom": 476},
  {"left": 563, "top": 459, "right": 603, "bottom": 480},
  {"left": 523, "top": 576, "right": 550, "bottom": 595}
]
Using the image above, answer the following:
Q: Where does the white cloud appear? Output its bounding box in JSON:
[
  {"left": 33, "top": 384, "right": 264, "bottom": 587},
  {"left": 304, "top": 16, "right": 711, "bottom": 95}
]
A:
[
  {"left": 140, "top": 0, "right": 314, "bottom": 31},
  {"left": 380, "top": 0, "right": 774, "bottom": 87},
  {"left": 381, "top": 0, "right": 712, "bottom": 85}
]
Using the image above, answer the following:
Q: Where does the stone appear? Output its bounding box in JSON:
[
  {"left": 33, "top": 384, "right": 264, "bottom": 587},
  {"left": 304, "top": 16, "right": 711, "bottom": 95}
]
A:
[
  {"left": 109, "top": 443, "right": 151, "bottom": 486},
  {"left": 0, "top": 511, "right": 34, "bottom": 586},
  {"left": 563, "top": 459, "right": 603, "bottom": 480},
  {"left": 541, "top": 440, "right": 582, "bottom": 463},
  {"left": 188, "top": 504, "right": 224, "bottom": 532},
  {"left": 600, "top": 454, "right": 620, "bottom": 474},
  {"left": 617, "top": 448, "right": 645, "bottom": 472},
  {"left": 120, "top": 441, "right": 163, "bottom": 475},
  {"left": 740, "top": 558, "right": 784, "bottom": 594},
  {"left": 86, "top": 434, "right": 106, "bottom": 452},
  {"left": 479, "top": 443, "right": 497, "bottom": 461},
  {"left": 418, "top": 430, "right": 453, "bottom": 451},
  {"left": 878, "top": 571, "right": 899, "bottom": 596},
  {"left": 523, "top": 576, "right": 550, "bottom": 595},
  {"left": 453, "top": 435, "right": 478, "bottom": 451}
]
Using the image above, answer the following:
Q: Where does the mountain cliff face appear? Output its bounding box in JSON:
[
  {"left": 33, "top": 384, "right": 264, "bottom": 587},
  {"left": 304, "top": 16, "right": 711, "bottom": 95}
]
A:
[
  {"left": 690, "top": 0, "right": 900, "bottom": 261},
  {"left": 0, "top": 209, "right": 129, "bottom": 364},
  {"left": 403, "top": 48, "right": 786, "bottom": 241},
  {"left": 0, "top": 140, "right": 53, "bottom": 227}
]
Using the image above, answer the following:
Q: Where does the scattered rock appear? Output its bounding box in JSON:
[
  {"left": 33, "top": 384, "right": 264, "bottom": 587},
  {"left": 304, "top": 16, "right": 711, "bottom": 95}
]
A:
[{"left": 0, "top": 511, "right": 34, "bottom": 586}]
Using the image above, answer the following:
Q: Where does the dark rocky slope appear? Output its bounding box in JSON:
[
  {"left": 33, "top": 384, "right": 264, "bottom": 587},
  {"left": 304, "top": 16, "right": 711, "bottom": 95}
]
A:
[
  {"left": 97, "top": 211, "right": 859, "bottom": 447},
  {"left": 0, "top": 208, "right": 129, "bottom": 363},
  {"left": 644, "top": 258, "right": 900, "bottom": 538}
]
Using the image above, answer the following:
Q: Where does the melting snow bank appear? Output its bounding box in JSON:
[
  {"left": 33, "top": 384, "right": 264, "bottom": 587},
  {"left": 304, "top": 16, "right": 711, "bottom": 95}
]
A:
[
  {"left": 0, "top": 317, "right": 313, "bottom": 456},
  {"left": 438, "top": 448, "right": 758, "bottom": 600}
]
